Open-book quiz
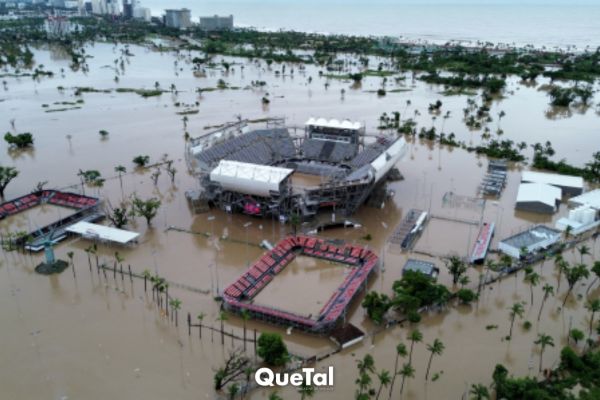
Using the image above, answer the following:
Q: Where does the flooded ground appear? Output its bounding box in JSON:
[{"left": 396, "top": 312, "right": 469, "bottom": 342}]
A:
[
  {"left": 1, "top": 41, "right": 599, "bottom": 399},
  {"left": 0, "top": 203, "right": 76, "bottom": 233}
]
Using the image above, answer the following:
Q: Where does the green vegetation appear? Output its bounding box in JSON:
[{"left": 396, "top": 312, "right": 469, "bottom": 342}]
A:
[
  {"left": 548, "top": 85, "right": 594, "bottom": 107},
  {"left": 77, "top": 169, "right": 104, "bottom": 187},
  {"left": 0, "top": 166, "right": 19, "bottom": 198},
  {"left": 132, "top": 155, "right": 150, "bottom": 167},
  {"left": 4, "top": 132, "right": 33, "bottom": 148},
  {"left": 115, "top": 87, "right": 164, "bottom": 97},
  {"left": 489, "top": 346, "right": 600, "bottom": 399},
  {"left": 532, "top": 142, "right": 600, "bottom": 182},
  {"left": 420, "top": 72, "right": 506, "bottom": 94},
  {"left": 130, "top": 195, "right": 161, "bottom": 226},
  {"left": 257, "top": 332, "right": 288, "bottom": 366}
]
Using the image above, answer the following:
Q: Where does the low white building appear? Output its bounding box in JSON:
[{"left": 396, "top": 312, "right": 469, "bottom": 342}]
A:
[
  {"left": 521, "top": 171, "right": 584, "bottom": 196},
  {"left": 515, "top": 182, "right": 561, "bottom": 214},
  {"left": 499, "top": 225, "right": 562, "bottom": 258}
]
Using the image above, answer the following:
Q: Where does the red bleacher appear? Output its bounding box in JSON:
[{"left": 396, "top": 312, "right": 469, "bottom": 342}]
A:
[
  {"left": 0, "top": 190, "right": 99, "bottom": 219},
  {"left": 222, "top": 235, "right": 379, "bottom": 333}
]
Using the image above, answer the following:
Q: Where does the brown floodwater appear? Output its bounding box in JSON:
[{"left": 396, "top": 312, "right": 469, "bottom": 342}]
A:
[{"left": 1, "top": 41, "right": 599, "bottom": 400}]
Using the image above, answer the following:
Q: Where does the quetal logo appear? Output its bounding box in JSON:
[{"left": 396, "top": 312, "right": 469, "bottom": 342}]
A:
[{"left": 255, "top": 367, "right": 334, "bottom": 387}]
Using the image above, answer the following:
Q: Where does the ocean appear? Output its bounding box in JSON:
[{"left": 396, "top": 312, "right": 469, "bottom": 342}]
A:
[{"left": 141, "top": 1, "right": 600, "bottom": 49}]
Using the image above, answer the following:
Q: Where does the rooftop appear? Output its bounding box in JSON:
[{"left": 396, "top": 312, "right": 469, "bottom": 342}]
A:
[
  {"left": 305, "top": 117, "right": 362, "bottom": 131},
  {"left": 516, "top": 182, "right": 561, "bottom": 208},
  {"left": 521, "top": 170, "right": 584, "bottom": 190},
  {"left": 403, "top": 259, "right": 439, "bottom": 278},
  {"left": 500, "top": 225, "right": 561, "bottom": 249},
  {"left": 569, "top": 189, "right": 600, "bottom": 210}
]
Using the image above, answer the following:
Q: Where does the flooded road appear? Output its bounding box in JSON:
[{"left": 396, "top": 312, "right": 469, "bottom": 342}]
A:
[{"left": 1, "top": 42, "right": 599, "bottom": 399}]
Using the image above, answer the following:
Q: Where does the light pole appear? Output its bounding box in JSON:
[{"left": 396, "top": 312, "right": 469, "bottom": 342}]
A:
[{"left": 243, "top": 221, "right": 252, "bottom": 267}]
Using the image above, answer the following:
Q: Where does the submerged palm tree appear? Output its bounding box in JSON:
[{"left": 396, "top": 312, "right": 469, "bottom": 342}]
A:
[
  {"left": 586, "top": 299, "right": 600, "bottom": 337},
  {"left": 425, "top": 339, "right": 444, "bottom": 381},
  {"left": 538, "top": 284, "right": 555, "bottom": 321},
  {"left": 586, "top": 261, "right": 600, "bottom": 294},
  {"left": 534, "top": 333, "right": 554, "bottom": 372},
  {"left": 577, "top": 244, "right": 590, "bottom": 263},
  {"left": 375, "top": 369, "right": 391, "bottom": 400},
  {"left": 508, "top": 303, "right": 525, "bottom": 340},
  {"left": 524, "top": 269, "right": 540, "bottom": 305},
  {"left": 399, "top": 363, "right": 415, "bottom": 396},
  {"left": 388, "top": 343, "right": 407, "bottom": 400},
  {"left": 408, "top": 329, "right": 423, "bottom": 364}
]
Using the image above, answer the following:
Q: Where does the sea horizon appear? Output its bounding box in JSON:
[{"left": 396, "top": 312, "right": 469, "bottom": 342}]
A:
[{"left": 142, "top": 1, "right": 600, "bottom": 50}]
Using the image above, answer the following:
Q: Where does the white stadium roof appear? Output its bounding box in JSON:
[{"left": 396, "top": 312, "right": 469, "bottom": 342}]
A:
[
  {"left": 210, "top": 160, "right": 294, "bottom": 197},
  {"left": 569, "top": 189, "right": 600, "bottom": 210},
  {"left": 516, "top": 182, "right": 561, "bottom": 209},
  {"left": 370, "top": 137, "right": 407, "bottom": 183},
  {"left": 305, "top": 117, "right": 362, "bottom": 130},
  {"left": 521, "top": 171, "right": 583, "bottom": 190}
]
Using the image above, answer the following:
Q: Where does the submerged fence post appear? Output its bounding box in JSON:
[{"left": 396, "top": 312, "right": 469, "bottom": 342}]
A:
[
  {"left": 253, "top": 329, "right": 257, "bottom": 362},
  {"left": 187, "top": 312, "right": 191, "bottom": 336},
  {"left": 128, "top": 265, "right": 132, "bottom": 282}
]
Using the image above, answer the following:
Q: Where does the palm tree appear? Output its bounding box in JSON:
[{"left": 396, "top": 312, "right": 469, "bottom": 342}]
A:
[
  {"left": 447, "top": 256, "right": 467, "bottom": 285},
  {"left": 169, "top": 298, "right": 182, "bottom": 326},
  {"left": 586, "top": 299, "right": 600, "bottom": 337},
  {"left": 114, "top": 165, "right": 126, "bottom": 193},
  {"left": 425, "top": 339, "right": 444, "bottom": 381},
  {"left": 524, "top": 269, "right": 540, "bottom": 305},
  {"left": 586, "top": 261, "right": 600, "bottom": 295},
  {"left": 563, "top": 263, "right": 589, "bottom": 307},
  {"left": 534, "top": 333, "right": 554, "bottom": 372},
  {"left": 555, "top": 257, "right": 568, "bottom": 291},
  {"left": 469, "top": 383, "right": 490, "bottom": 400},
  {"left": 375, "top": 370, "right": 391, "bottom": 400},
  {"left": 538, "top": 284, "right": 554, "bottom": 321},
  {"left": 388, "top": 343, "right": 407, "bottom": 400},
  {"left": 399, "top": 363, "right": 415, "bottom": 396},
  {"left": 508, "top": 303, "right": 525, "bottom": 340},
  {"left": 408, "top": 329, "right": 423, "bottom": 364},
  {"left": 577, "top": 244, "right": 590, "bottom": 263},
  {"left": 268, "top": 393, "right": 283, "bottom": 400}
]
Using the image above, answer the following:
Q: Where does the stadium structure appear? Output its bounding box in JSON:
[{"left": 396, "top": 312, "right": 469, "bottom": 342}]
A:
[
  {"left": 185, "top": 118, "right": 407, "bottom": 219},
  {"left": 222, "top": 235, "right": 379, "bottom": 334}
]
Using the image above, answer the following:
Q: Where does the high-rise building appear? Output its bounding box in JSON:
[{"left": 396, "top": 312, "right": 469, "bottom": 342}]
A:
[
  {"left": 199, "top": 14, "right": 234, "bottom": 31},
  {"left": 164, "top": 8, "right": 191, "bottom": 29}
]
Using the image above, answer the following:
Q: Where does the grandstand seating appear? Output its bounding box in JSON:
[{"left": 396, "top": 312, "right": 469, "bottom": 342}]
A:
[
  {"left": 223, "top": 235, "right": 378, "bottom": 333},
  {"left": 0, "top": 190, "right": 99, "bottom": 220}
]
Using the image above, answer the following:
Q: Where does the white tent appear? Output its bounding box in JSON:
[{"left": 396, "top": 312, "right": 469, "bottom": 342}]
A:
[{"left": 210, "top": 160, "right": 294, "bottom": 197}]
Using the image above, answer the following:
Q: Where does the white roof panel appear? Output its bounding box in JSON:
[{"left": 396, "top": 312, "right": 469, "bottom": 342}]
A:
[
  {"left": 516, "top": 183, "right": 561, "bottom": 208},
  {"left": 305, "top": 117, "right": 362, "bottom": 130},
  {"left": 521, "top": 171, "right": 583, "bottom": 190},
  {"left": 569, "top": 189, "right": 600, "bottom": 210},
  {"left": 210, "top": 160, "right": 293, "bottom": 197},
  {"left": 370, "top": 137, "right": 407, "bottom": 182},
  {"left": 66, "top": 222, "right": 140, "bottom": 244}
]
